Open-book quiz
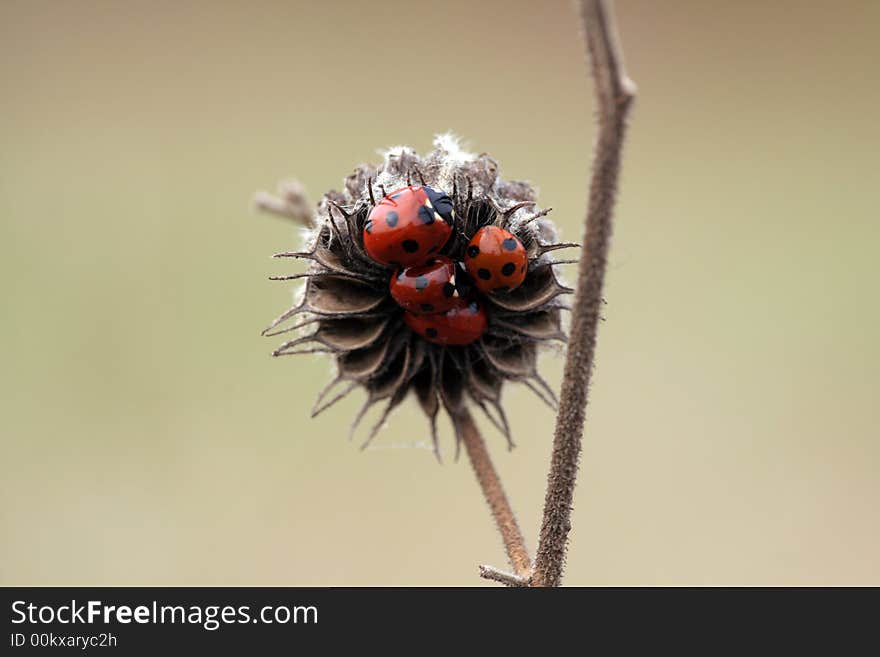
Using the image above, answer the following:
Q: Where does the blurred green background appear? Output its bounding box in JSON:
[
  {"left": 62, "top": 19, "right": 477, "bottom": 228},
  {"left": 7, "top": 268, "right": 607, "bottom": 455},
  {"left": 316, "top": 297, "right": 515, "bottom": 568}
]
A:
[{"left": 2, "top": 0, "right": 878, "bottom": 586}]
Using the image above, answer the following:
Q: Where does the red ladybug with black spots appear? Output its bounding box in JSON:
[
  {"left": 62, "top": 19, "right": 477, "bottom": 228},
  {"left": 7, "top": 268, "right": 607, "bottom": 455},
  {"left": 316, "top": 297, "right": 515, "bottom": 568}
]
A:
[
  {"left": 390, "top": 256, "right": 460, "bottom": 315},
  {"left": 403, "top": 298, "right": 488, "bottom": 346},
  {"left": 363, "top": 185, "right": 455, "bottom": 267},
  {"left": 463, "top": 225, "right": 528, "bottom": 294}
]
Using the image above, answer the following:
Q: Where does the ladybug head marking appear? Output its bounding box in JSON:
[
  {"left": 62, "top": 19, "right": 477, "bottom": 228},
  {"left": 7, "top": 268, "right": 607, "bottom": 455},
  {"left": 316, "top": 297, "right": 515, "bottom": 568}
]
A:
[{"left": 423, "top": 185, "right": 455, "bottom": 225}]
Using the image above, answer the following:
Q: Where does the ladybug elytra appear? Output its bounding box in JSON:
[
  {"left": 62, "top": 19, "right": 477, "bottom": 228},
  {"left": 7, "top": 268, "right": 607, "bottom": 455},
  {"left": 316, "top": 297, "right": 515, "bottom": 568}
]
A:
[
  {"left": 389, "top": 256, "right": 460, "bottom": 315},
  {"left": 403, "top": 298, "right": 488, "bottom": 346},
  {"left": 463, "top": 225, "right": 528, "bottom": 294},
  {"left": 363, "top": 185, "right": 454, "bottom": 267}
]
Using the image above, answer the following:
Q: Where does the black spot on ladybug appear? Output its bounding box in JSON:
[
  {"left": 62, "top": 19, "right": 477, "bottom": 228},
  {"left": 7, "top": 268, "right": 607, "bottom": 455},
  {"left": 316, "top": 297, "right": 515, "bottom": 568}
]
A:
[
  {"left": 402, "top": 240, "right": 419, "bottom": 253},
  {"left": 365, "top": 220, "right": 373, "bottom": 234},
  {"left": 501, "top": 262, "right": 516, "bottom": 276},
  {"left": 425, "top": 327, "right": 438, "bottom": 339},
  {"left": 502, "top": 237, "right": 518, "bottom": 251},
  {"left": 493, "top": 286, "right": 509, "bottom": 293},
  {"left": 417, "top": 205, "right": 435, "bottom": 225},
  {"left": 420, "top": 303, "right": 434, "bottom": 312},
  {"left": 468, "top": 302, "right": 479, "bottom": 314},
  {"left": 442, "top": 282, "right": 455, "bottom": 298},
  {"left": 415, "top": 276, "right": 428, "bottom": 290},
  {"left": 386, "top": 211, "right": 399, "bottom": 227},
  {"left": 477, "top": 268, "right": 491, "bottom": 280},
  {"left": 467, "top": 245, "right": 480, "bottom": 258}
]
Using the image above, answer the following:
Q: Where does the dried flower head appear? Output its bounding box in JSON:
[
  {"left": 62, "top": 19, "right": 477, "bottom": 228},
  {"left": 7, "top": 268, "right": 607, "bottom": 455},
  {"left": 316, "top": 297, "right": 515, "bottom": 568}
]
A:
[{"left": 259, "top": 135, "right": 575, "bottom": 457}]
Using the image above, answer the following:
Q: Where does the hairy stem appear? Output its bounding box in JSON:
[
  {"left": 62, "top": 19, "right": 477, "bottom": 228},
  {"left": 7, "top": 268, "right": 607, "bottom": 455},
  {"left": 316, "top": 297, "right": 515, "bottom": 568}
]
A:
[
  {"left": 455, "top": 409, "right": 532, "bottom": 579},
  {"left": 478, "top": 565, "right": 529, "bottom": 588},
  {"left": 531, "top": 0, "right": 635, "bottom": 587},
  {"left": 253, "top": 179, "right": 313, "bottom": 225}
]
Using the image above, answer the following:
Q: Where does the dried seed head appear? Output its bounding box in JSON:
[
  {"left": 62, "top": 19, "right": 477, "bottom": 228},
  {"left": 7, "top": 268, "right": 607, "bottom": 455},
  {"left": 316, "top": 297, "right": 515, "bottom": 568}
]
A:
[{"left": 260, "top": 134, "right": 575, "bottom": 458}]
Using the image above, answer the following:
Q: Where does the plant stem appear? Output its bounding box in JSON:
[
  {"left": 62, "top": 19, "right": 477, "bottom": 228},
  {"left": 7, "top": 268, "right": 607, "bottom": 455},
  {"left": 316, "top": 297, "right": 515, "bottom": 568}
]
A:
[
  {"left": 455, "top": 409, "right": 532, "bottom": 579},
  {"left": 531, "top": 0, "right": 635, "bottom": 588},
  {"left": 253, "top": 179, "right": 313, "bottom": 225},
  {"left": 478, "top": 565, "right": 529, "bottom": 587}
]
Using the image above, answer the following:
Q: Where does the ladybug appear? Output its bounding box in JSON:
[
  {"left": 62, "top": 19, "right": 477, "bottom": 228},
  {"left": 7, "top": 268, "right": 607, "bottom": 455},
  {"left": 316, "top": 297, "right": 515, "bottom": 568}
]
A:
[
  {"left": 403, "top": 298, "right": 488, "bottom": 346},
  {"left": 389, "top": 256, "right": 460, "bottom": 314},
  {"left": 463, "top": 225, "right": 528, "bottom": 294},
  {"left": 363, "top": 185, "right": 455, "bottom": 267}
]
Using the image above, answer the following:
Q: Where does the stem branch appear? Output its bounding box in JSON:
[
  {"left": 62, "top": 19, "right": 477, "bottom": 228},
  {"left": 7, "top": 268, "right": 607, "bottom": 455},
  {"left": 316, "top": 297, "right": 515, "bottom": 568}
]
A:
[
  {"left": 253, "top": 179, "right": 313, "bottom": 225},
  {"left": 478, "top": 565, "right": 529, "bottom": 587}
]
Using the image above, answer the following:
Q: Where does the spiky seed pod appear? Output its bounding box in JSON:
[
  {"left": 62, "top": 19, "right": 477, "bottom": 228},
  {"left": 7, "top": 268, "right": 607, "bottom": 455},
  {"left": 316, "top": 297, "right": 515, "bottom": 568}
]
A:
[{"left": 262, "top": 135, "right": 577, "bottom": 458}]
